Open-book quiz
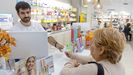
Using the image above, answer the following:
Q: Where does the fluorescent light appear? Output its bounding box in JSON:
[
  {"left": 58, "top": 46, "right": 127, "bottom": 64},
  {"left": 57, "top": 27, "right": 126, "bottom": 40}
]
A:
[
  {"left": 96, "top": 4, "right": 101, "bottom": 8},
  {"left": 94, "top": 0, "right": 102, "bottom": 9},
  {"left": 95, "top": 3, "right": 102, "bottom": 9},
  {"left": 87, "top": 0, "right": 91, "bottom": 2}
]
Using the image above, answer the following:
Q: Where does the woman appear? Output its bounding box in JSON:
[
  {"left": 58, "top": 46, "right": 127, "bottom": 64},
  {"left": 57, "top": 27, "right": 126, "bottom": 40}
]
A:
[
  {"left": 16, "top": 56, "right": 36, "bottom": 75},
  {"left": 60, "top": 28, "right": 126, "bottom": 75},
  {"left": 25, "top": 56, "right": 36, "bottom": 75}
]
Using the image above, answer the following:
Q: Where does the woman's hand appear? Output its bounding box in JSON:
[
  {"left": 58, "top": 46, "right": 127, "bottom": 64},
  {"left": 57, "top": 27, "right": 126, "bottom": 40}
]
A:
[
  {"left": 16, "top": 69, "right": 21, "bottom": 75},
  {"left": 65, "top": 51, "right": 74, "bottom": 59},
  {"left": 65, "top": 60, "right": 80, "bottom": 67}
]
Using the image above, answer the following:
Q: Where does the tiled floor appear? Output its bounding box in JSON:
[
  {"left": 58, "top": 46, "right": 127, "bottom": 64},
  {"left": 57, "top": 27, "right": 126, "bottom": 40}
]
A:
[{"left": 121, "top": 41, "right": 133, "bottom": 75}]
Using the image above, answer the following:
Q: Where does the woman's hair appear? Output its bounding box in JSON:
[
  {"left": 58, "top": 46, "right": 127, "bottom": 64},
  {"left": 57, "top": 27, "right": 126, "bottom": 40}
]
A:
[
  {"left": 93, "top": 28, "right": 126, "bottom": 64},
  {"left": 25, "top": 56, "right": 36, "bottom": 66}
]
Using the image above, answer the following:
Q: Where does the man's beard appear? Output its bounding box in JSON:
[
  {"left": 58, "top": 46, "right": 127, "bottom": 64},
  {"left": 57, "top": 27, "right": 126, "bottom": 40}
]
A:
[{"left": 21, "top": 17, "right": 31, "bottom": 23}]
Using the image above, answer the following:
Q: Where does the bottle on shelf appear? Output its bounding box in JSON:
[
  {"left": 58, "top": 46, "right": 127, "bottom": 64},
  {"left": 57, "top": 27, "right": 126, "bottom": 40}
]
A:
[{"left": 85, "top": 31, "right": 94, "bottom": 48}]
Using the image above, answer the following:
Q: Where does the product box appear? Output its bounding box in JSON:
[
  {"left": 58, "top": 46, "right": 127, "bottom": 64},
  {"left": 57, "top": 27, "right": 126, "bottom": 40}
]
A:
[
  {"left": 15, "top": 56, "right": 37, "bottom": 75},
  {"left": 36, "top": 55, "right": 54, "bottom": 75},
  {"left": 14, "top": 55, "right": 54, "bottom": 75}
]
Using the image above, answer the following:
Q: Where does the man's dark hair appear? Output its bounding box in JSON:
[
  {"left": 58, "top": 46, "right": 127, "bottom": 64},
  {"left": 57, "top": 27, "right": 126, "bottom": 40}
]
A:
[
  {"left": 15, "top": 1, "right": 31, "bottom": 13},
  {"left": 127, "top": 23, "right": 131, "bottom": 27}
]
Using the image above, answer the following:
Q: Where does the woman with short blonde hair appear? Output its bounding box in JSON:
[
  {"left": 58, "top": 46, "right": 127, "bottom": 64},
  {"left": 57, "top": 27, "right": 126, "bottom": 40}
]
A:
[
  {"left": 92, "top": 28, "right": 125, "bottom": 64},
  {"left": 60, "top": 28, "right": 126, "bottom": 75}
]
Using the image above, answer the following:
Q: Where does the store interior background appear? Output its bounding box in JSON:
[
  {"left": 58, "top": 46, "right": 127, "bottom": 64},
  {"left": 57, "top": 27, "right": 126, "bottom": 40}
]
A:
[
  {"left": 1, "top": 0, "right": 133, "bottom": 25},
  {"left": 0, "top": 0, "right": 133, "bottom": 75}
]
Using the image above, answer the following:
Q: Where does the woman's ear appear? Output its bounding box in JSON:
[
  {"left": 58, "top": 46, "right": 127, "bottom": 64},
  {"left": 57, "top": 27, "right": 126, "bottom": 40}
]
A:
[{"left": 99, "top": 47, "right": 105, "bottom": 55}]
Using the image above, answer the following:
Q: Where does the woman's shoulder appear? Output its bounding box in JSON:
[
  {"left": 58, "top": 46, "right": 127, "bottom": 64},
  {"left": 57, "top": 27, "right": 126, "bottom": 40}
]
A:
[
  {"left": 99, "top": 61, "right": 125, "bottom": 75},
  {"left": 77, "top": 63, "right": 98, "bottom": 74},
  {"left": 60, "top": 63, "right": 98, "bottom": 75}
]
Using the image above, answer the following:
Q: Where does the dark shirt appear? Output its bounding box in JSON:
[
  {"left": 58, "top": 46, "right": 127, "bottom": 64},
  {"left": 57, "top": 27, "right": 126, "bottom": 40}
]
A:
[{"left": 123, "top": 26, "right": 131, "bottom": 34}]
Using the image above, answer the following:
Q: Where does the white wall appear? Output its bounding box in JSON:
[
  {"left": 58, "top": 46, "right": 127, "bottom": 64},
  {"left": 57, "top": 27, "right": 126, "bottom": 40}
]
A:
[{"left": 0, "top": 0, "right": 18, "bottom": 23}]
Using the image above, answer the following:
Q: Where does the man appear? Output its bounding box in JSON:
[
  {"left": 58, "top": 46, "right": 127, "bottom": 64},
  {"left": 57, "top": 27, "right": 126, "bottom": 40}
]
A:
[
  {"left": 123, "top": 23, "right": 132, "bottom": 41},
  {"left": 10, "top": 1, "right": 64, "bottom": 51}
]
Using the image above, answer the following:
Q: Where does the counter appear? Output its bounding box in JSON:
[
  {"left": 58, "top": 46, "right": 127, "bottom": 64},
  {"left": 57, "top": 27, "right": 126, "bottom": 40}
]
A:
[{"left": 48, "top": 29, "right": 71, "bottom": 35}]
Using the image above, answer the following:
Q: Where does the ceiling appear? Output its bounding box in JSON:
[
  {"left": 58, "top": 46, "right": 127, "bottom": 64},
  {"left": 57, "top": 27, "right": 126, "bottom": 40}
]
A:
[
  {"left": 99, "top": 0, "right": 133, "bottom": 13},
  {"left": 71, "top": 0, "right": 133, "bottom": 15}
]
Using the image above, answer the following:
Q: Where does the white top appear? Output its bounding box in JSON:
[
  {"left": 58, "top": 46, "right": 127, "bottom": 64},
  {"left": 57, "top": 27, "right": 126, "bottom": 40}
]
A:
[
  {"left": 10, "top": 21, "right": 44, "bottom": 31},
  {"left": 60, "top": 54, "right": 125, "bottom": 75}
]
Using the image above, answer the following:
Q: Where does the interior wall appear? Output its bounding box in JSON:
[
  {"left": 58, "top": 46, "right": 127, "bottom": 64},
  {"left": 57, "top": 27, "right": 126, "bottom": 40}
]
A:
[{"left": 0, "top": 0, "right": 17, "bottom": 23}]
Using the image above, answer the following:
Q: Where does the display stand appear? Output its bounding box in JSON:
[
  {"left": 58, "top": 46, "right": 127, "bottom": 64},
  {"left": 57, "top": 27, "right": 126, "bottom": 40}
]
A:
[{"left": 0, "top": 14, "right": 13, "bottom": 30}]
